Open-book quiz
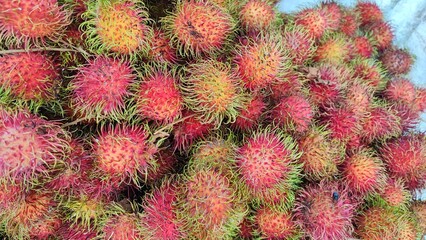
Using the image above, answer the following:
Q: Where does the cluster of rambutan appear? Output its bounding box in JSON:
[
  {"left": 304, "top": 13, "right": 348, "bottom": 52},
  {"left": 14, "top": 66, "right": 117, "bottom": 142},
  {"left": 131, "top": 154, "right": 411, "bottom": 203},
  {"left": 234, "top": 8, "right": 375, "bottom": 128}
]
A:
[{"left": 1, "top": 0, "right": 426, "bottom": 239}]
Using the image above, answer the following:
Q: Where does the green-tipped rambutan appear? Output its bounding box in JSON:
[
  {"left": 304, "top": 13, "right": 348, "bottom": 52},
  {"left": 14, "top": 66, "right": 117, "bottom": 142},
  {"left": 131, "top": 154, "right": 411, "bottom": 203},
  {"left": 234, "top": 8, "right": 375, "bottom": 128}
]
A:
[
  {"left": 384, "top": 78, "right": 417, "bottom": 105},
  {"left": 412, "top": 201, "right": 426, "bottom": 236},
  {"left": 379, "top": 178, "right": 411, "bottom": 208},
  {"left": 161, "top": 0, "right": 235, "bottom": 57},
  {"left": 81, "top": 0, "right": 152, "bottom": 58},
  {"left": 182, "top": 59, "right": 247, "bottom": 126},
  {"left": 365, "top": 21, "right": 394, "bottom": 50},
  {"left": 351, "top": 58, "right": 388, "bottom": 91},
  {"left": 281, "top": 25, "right": 316, "bottom": 66},
  {"left": 314, "top": 33, "right": 351, "bottom": 64},
  {"left": 344, "top": 81, "right": 373, "bottom": 119},
  {"left": 255, "top": 206, "right": 300, "bottom": 239},
  {"left": 319, "top": 1, "right": 342, "bottom": 31},
  {"left": 148, "top": 29, "right": 178, "bottom": 64},
  {"left": 101, "top": 210, "right": 142, "bottom": 240},
  {"left": 360, "top": 103, "right": 401, "bottom": 143},
  {"left": 294, "top": 8, "right": 328, "bottom": 39},
  {"left": 236, "top": 128, "right": 302, "bottom": 207},
  {"left": 356, "top": 1, "right": 384, "bottom": 25},
  {"left": 232, "top": 94, "right": 266, "bottom": 131},
  {"left": 239, "top": 0, "right": 277, "bottom": 33},
  {"left": 380, "top": 47, "right": 414, "bottom": 75}
]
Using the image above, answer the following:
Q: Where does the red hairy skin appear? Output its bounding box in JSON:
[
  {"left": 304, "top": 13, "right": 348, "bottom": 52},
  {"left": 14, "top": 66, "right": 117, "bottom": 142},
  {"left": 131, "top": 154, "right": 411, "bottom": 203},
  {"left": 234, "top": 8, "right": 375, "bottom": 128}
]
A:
[
  {"left": 380, "top": 48, "right": 413, "bottom": 75},
  {"left": 233, "top": 95, "right": 266, "bottom": 131}
]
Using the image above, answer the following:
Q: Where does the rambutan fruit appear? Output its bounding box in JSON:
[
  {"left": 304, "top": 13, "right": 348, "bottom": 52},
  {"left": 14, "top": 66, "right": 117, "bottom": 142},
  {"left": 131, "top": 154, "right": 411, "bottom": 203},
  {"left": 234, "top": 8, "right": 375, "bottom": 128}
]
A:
[
  {"left": 392, "top": 103, "right": 420, "bottom": 131},
  {"left": 0, "top": 0, "right": 70, "bottom": 45},
  {"left": 298, "top": 126, "right": 345, "bottom": 181},
  {"left": 232, "top": 94, "right": 266, "bottom": 131},
  {"left": 271, "top": 94, "right": 314, "bottom": 133},
  {"left": 353, "top": 36, "right": 375, "bottom": 59},
  {"left": 365, "top": 21, "right": 394, "bottom": 50},
  {"left": 182, "top": 59, "right": 247, "bottom": 126},
  {"left": 314, "top": 33, "right": 351, "bottom": 64},
  {"left": 412, "top": 201, "right": 426, "bottom": 236},
  {"left": 175, "top": 167, "right": 247, "bottom": 239},
  {"left": 270, "top": 70, "right": 304, "bottom": 100},
  {"left": 81, "top": 0, "right": 152, "bottom": 57},
  {"left": 344, "top": 81, "right": 373, "bottom": 119},
  {"left": 146, "top": 149, "right": 178, "bottom": 184},
  {"left": 92, "top": 124, "right": 157, "bottom": 187},
  {"left": 238, "top": 216, "right": 255, "bottom": 239},
  {"left": 294, "top": 8, "right": 328, "bottom": 39},
  {"left": 172, "top": 110, "right": 213, "bottom": 152},
  {"left": 360, "top": 104, "right": 401, "bottom": 143},
  {"left": 69, "top": 56, "right": 136, "bottom": 122},
  {"left": 255, "top": 206, "right": 300, "bottom": 239},
  {"left": 58, "top": 222, "right": 98, "bottom": 240},
  {"left": 352, "top": 58, "right": 388, "bottom": 91},
  {"left": 355, "top": 2, "right": 384, "bottom": 26},
  {"left": 236, "top": 129, "right": 302, "bottom": 207},
  {"left": 342, "top": 148, "right": 387, "bottom": 196},
  {"left": 0, "top": 180, "right": 24, "bottom": 217},
  {"left": 380, "top": 134, "right": 426, "bottom": 190},
  {"left": 414, "top": 88, "right": 426, "bottom": 113},
  {"left": 319, "top": 1, "right": 342, "bottom": 31},
  {"left": 339, "top": 10, "right": 358, "bottom": 37},
  {"left": 101, "top": 211, "right": 142, "bottom": 240},
  {"left": 384, "top": 78, "right": 417, "bottom": 105},
  {"left": 141, "top": 178, "right": 184, "bottom": 240},
  {"left": 321, "top": 107, "right": 361, "bottom": 142},
  {"left": 281, "top": 25, "right": 316, "bottom": 66},
  {"left": 380, "top": 47, "right": 414, "bottom": 75},
  {"left": 294, "top": 181, "right": 356, "bottom": 240},
  {"left": 135, "top": 66, "right": 183, "bottom": 123},
  {"left": 0, "top": 52, "right": 60, "bottom": 110},
  {"left": 234, "top": 34, "right": 290, "bottom": 90},
  {"left": 379, "top": 178, "right": 411, "bottom": 208},
  {"left": 239, "top": 0, "right": 277, "bottom": 33},
  {"left": 148, "top": 29, "right": 178, "bottom": 64},
  {"left": 161, "top": 0, "right": 235, "bottom": 57},
  {"left": 0, "top": 108, "right": 70, "bottom": 186}
]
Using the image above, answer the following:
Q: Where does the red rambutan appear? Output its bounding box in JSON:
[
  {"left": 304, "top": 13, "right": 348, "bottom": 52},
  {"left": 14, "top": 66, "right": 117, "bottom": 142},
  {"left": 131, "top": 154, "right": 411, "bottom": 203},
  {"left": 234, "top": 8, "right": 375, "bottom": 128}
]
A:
[
  {"left": 281, "top": 25, "right": 316, "bottom": 66},
  {"left": 148, "top": 29, "right": 178, "bottom": 63},
  {"left": 379, "top": 178, "right": 411, "bottom": 208},
  {"left": 233, "top": 95, "right": 266, "bottom": 131},
  {"left": 384, "top": 78, "right": 417, "bottom": 105},
  {"left": 294, "top": 8, "right": 327, "bottom": 39},
  {"left": 365, "top": 21, "right": 394, "bottom": 50},
  {"left": 356, "top": 2, "right": 384, "bottom": 25},
  {"left": 352, "top": 58, "right": 387, "bottom": 90},
  {"left": 321, "top": 107, "right": 361, "bottom": 142},
  {"left": 239, "top": 0, "right": 276, "bottom": 32},
  {"left": 319, "top": 1, "right": 342, "bottom": 31},
  {"left": 380, "top": 47, "right": 414, "bottom": 75},
  {"left": 339, "top": 10, "right": 358, "bottom": 37},
  {"left": 255, "top": 206, "right": 300, "bottom": 239},
  {"left": 352, "top": 36, "right": 375, "bottom": 58},
  {"left": 102, "top": 212, "right": 142, "bottom": 240},
  {"left": 361, "top": 104, "right": 401, "bottom": 143}
]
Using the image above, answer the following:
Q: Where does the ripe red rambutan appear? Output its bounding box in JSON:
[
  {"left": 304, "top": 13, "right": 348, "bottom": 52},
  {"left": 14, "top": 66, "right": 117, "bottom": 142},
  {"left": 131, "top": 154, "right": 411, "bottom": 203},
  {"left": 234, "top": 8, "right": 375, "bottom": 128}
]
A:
[
  {"left": 281, "top": 25, "right": 316, "bottom": 66},
  {"left": 102, "top": 212, "right": 142, "bottom": 240},
  {"left": 314, "top": 33, "right": 351, "bottom": 64},
  {"left": 294, "top": 8, "right": 327, "bottom": 39},
  {"left": 380, "top": 47, "right": 414, "bottom": 75},
  {"left": 384, "top": 78, "right": 417, "bottom": 105},
  {"left": 361, "top": 104, "right": 401, "bottom": 143},
  {"left": 270, "top": 71, "right": 304, "bottom": 101},
  {"left": 58, "top": 222, "right": 98, "bottom": 240},
  {"left": 352, "top": 58, "right": 387, "bottom": 90},
  {"left": 321, "top": 107, "right": 361, "bottom": 142},
  {"left": 344, "top": 81, "right": 373, "bottom": 119},
  {"left": 379, "top": 178, "right": 411, "bottom": 208},
  {"left": 255, "top": 206, "right": 300, "bottom": 239},
  {"left": 391, "top": 103, "right": 420, "bottom": 131},
  {"left": 352, "top": 36, "right": 375, "bottom": 58},
  {"left": 365, "top": 21, "right": 394, "bottom": 50},
  {"left": 414, "top": 88, "right": 426, "bottom": 112},
  {"left": 339, "top": 10, "right": 358, "bottom": 37},
  {"left": 356, "top": 2, "right": 384, "bottom": 25},
  {"left": 0, "top": 181, "right": 24, "bottom": 213},
  {"left": 148, "top": 29, "right": 178, "bottom": 63},
  {"left": 319, "top": 1, "right": 342, "bottom": 31},
  {"left": 239, "top": 0, "right": 276, "bottom": 32},
  {"left": 233, "top": 95, "right": 266, "bottom": 131}
]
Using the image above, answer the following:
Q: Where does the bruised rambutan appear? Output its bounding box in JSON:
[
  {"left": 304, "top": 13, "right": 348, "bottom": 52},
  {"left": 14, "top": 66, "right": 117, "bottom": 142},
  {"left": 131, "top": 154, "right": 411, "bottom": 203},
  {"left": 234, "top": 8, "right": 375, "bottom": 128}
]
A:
[
  {"left": 255, "top": 206, "right": 300, "bottom": 239},
  {"left": 161, "top": 0, "right": 234, "bottom": 57},
  {"left": 294, "top": 8, "right": 327, "bottom": 39},
  {"left": 81, "top": 0, "right": 152, "bottom": 56},
  {"left": 101, "top": 212, "right": 142, "bottom": 240},
  {"left": 148, "top": 29, "right": 178, "bottom": 64},
  {"left": 356, "top": 2, "right": 384, "bottom": 26},
  {"left": 236, "top": 129, "right": 301, "bottom": 207},
  {"left": 353, "top": 36, "right": 375, "bottom": 59},
  {"left": 0, "top": 0, "right": 70, "bottom": 45},
  {"left": 182, "top": 60, "right": 247, "bottom": 125},
  {"left": 239, "top": 0, "right": 276, "bottom": 32},
  {"left": 380, "top": 47, "right": 414, "bottom": 75},
  {"left": 365, "top": 21, "right": 394, "bottom": 50},
  {"left": 384, "top": 78, "right": 417, "bottom": 105},
  {"left": 233, "top": 95, "right": 266, "bottom": 131},
  {"left": 69, "top": 56, "right": 135, "bottom": 122},
  {"left": 294, "top": 181, "right": 356, "bottom": 240},
  {"left": 314, "top": 33, "right": 351, "bottom": 64},
  {"left": 136, "top": 67, "right": 183, "bottom": 123},
  {"left": 281, "top": 25, "right": 316, "bottom": 66}
]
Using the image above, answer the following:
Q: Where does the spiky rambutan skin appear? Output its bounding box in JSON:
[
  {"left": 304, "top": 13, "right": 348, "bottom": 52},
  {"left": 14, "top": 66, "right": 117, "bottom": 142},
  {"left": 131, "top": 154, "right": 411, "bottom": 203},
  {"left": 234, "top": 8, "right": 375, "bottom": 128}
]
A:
[
  {"left": 238, "top": 215, "right": 256, "bottom": 239},
  {"left": 0, "top": 108, "right": 70, "bottom": 186},
  {"left": 298, "top": 126, "right": 345, "bottom": 181},
  {"left": 0, "top": 52, "right": 60, "bottom": 110},
  {"left": 255, "top": 206, "right": 300, "bottom": 239},
  {"left": 81, "top": 0, "right": 152, "bottom": 57},
  {"left": 173, "top": 110, "right": 213, "bottom": 152},
  {"left": 236, "top": 129, "right": 302, "bottom": 207},
  {"left": 315, "top": 33, "right": 351, "bottom": 64},
  {"left": 239, "top": 0, "right": 276, "bottom": 33},
  {"left": 0, "top": 0, "right": 70, "bottom": 46},
  {"left": 412, "top": 201, "right": 426, "bottom": 236},
  {"left": 320, "top": 1, "right": 342, "bottom": 31},
  {"left": 0, "top": 181, "right": 24, "bottom": 219},
  {"left": 101, "top": 212, "right": 142, "bottom": 240},
  {"left": 232, "top": 95, "right": 266, "bottom": 131},
  {"left": 161, "top": 0, "right": 235, "bottom": 57},
  {"left": 396, "top": 216, "right": 420, "bottom": 240},
  {"left": 294, "top": 8, "right": 327, "bottom": 39},
  {"left": 342, "top": 149, "right": 387, "bottom": 196},
  {"left": 92, "top": 124, "right": 157, "bottom": 187},
  {"left": 339, "top": 10, "right": 358, "bottom": 37},
  {"left": 58, "top": 222, "right": 98, "bottom": 240},
  {"left": 361, "top": 105, "right": 401, "bottom": 143},
  {"left": 281, "top": 25, "right": 316, "bottom": 66},
  {"left": 69, "top": 56, "right": 135, "bottom": 122},
  {"left": 356, "top": 2, "right": 384, "bottom": 26},
  {"left": 271, "top": 94, "right": 314, "bottom": 133},
  {"left": 322, "top": 107, "right": 360, "bottom": 142},
  {"left": 365, "top": 21, "right": 393, "bottom": 50},
  {"left": 380, "top": 47, "right": 414, "bottom": 75},
  {"left": 353, "top": 36, "right": 375, "bottom": 59},
  {"left": 270, "top": 71, "right": 304, "bottom": 101},
  {"left": 147, "top": 149, "right": 177, "bottom": 184},
  {"left": 344, "top": 81, "right": 373, "bottom": 119},
  {"left": 148, "top": 29, "right": 178, "bottom": 64},
  {"left": 176, "top": 167, "right": 247, "bottom": 239},
  {"left": 136, "top": 67, "right": 183, "bottom": 123},
  {"left": 141, "top": 179, "right": 184, "bottom": 240},
  {"left": 414, "top": 88, "right": 426, "bottom": 113},
  {"left": 352, "top": 58, "right": 387, "bottom": 91},
  {"left": 379, "top": 178, "right": 411, "bottom": 208},
  {"left": 235, "top": 34, "right": 290, "bottom": 91},
  {"left": 294, "top": 181, "right": 356, "bottom": 240},
  {"left": 182, "top": 60, "right": 247, "bottom": 126},
  {"left": 384, "top": 78, "right": 417, "bottom": 105},
  {"left": 380, "top": 134, "right": 426, "bottom": 190},
  {"left": 392, "top": 103, "right": 420, "bottom": 131}
]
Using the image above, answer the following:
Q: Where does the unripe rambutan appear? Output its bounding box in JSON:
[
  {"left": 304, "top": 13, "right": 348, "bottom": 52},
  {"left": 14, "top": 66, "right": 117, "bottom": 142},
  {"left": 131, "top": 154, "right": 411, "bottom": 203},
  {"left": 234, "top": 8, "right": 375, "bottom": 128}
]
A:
[
  {"left": 92, "top": 124, "right": 157, "bottom": 187},
  {"left": 380, "top": 47, "right": 414, "bottom": 75},
  {"left": 232, "top": 95, "right": 266, "bottom": 131},
  {"left": 353, "top": 36, "right": 375, "bottom": 58},
  {"left": 136, "top": 67, "right": 183, "bottom": 123},
  {"left": 236, "top": 129, "right": 301, "bottom": 207},
  {"left": 0, "top": 108, "right": 70, "bottom": 186},
  {"left": 0, "top": 52, "right": 60, "bottom": 109},
  {"left": 361, "top": 104, "right": 401, "bottom": 143},
  {"left": 356, "top": 2, "right": 384, "bottom": 25},
  {"left": 384, "top": 78, "right": 417, "bottom": 105},
  {"left": 294, "top": 181, "right": 356, "bottom": 240},
  {"left": 101, "top": 212, "right": 142, "bottom": 240},
  {"left": 298, "top": 126, "right": 345, "bottom": 181},
  {"left": 239, "top": 0, "right": 276, "bottom": 32},
  {"left": 352, "top": 58, "right": 387, "bottom": 90},
  {"left": 148, "top": 29, "right": 178, "bottom": 64},
  {"left": 235, "top": 34, "right": 291, "bottom": 90},
  {"left": 81, "top": 0, "right": 152, "bottom": 56},
  {"left": 294, "top": 8, "right": 327, "bottom": 39},
  {"left": 342, "top": 149, "right": 387, "bottom": 195},
  {"left": 339, "top": 10, "right": 358, "bottom": 37},
  {"left": 161, "top": 0, "right": 235, "bottom": 57},
  {"left": 379, "top": 178, "right": 411, "bottom": 208},
  {"left": 314, "top": 33, "right": 351, "bottom": 64},
  {"left": 271, "top": 94, "right": 314, "bottom": 133},
  {"left": 380, "top": 134, "right": 426, "bottom": 190},
  {"left": 255, "top": 206, "right": 300, "bottom": 239},
  {"left": 182, "top": 60, "right": 247, "bottom": 126},
  {"left": 412, "top": 201, "right": 426, "bottom": 236},
  {"left": 319, "top": 1, "right": 342, "bottom": 31},
  {"left": 0, "top": 0, "right": 70, "bottom": 45},
  {"left": 69, "top": 56, "right": 136, "bottom": 122},
  {"left": 322, "top": 107, "right": 361, "bottom": 142},
  {"left": 365, "top": 21, "right": 394, "bottom": 50},
  {"left": 281, "top": 25, "right": 316, "bottom": 66}
]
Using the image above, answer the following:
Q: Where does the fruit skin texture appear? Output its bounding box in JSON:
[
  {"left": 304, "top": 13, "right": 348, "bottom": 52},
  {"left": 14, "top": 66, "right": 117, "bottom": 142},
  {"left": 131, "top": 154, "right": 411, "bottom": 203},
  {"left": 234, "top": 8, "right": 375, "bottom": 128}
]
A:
[
  {"left": 356, "top": 2, "right": 384, "bottom": 25},
  {"left": 353, "top": 36, "right": 375, "bottom": 59},
  {"left": 295, "top": 8, "right": 327, "bottom": 39},
  {"left": 314, "top": 34, "right": 351, "bottom": 64},
  {"left": 365, "top": 21, "right": 393, "bottom": 50},
  {"left": 294, "top": 181, "right": 356, "bottom": 240},
  {"left": 102, "top": 212, "right": 142, "bottom": 240},
  {"left": 182, "top": 60, "right": 246, "bottom": 126},
  {"left": 148, "top": 29, "right": 178, "bottom": 63},
  {"left": 255, "top": 206, "right": 299, "bottom": 239},
  {"left": 339, "top": 10, "right": 358, "bottom": 37},
  {"left": 236, "top": 129, "right": 301, "bottom": 207},
  {"left": 384, "top": 78, "right": 417, "bottom": 105},
  {"left": 0, "top": 108, "right": 70, "bottom": 186},
  {"left": 360, "top": 105, "right": 401, "bottom": 143},
  {"left": 379, "top": 178, "right": 411, "bottom": 208},
  {"left": 322, "top": 107, "right": 360, "bottom": 142},
  {"left": 380, "top": 47, "right": 413, "bottom": 75},
  {"left": 233, "top": 95, "right": 266, "bottom": 131},
  {"left": 239, "top": 0, "right": 276, "bottom": 32},
  {"left": 0, "top": 0, "right": 70, "bottom": 45},
  {"left": 136, "top": 68, "right": 183, "bottom": 123},
  {"left": 81, "top": 0, "right": 152, "bottom": 57},
  {"left": 412, "top": 201, "right": 426, "bottom": 236},
  {"left": 70, "top": 56, "right": 135, "bottom": 122},
  {"left": 161, "top": 0, "right": 234, "bottom": 57},
  {"left": 281, "top": 25, "right": 316, "bottom": 66},
  {"left": 0, "top": 52, "right": 60, "bottom": 109}
]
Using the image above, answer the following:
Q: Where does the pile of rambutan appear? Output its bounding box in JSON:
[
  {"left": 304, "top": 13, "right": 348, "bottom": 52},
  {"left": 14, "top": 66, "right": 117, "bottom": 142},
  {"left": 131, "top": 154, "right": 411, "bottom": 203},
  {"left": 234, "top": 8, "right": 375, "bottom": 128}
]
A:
[{"left": 1, "top": 0, "right": 426, "bottom": 239}]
